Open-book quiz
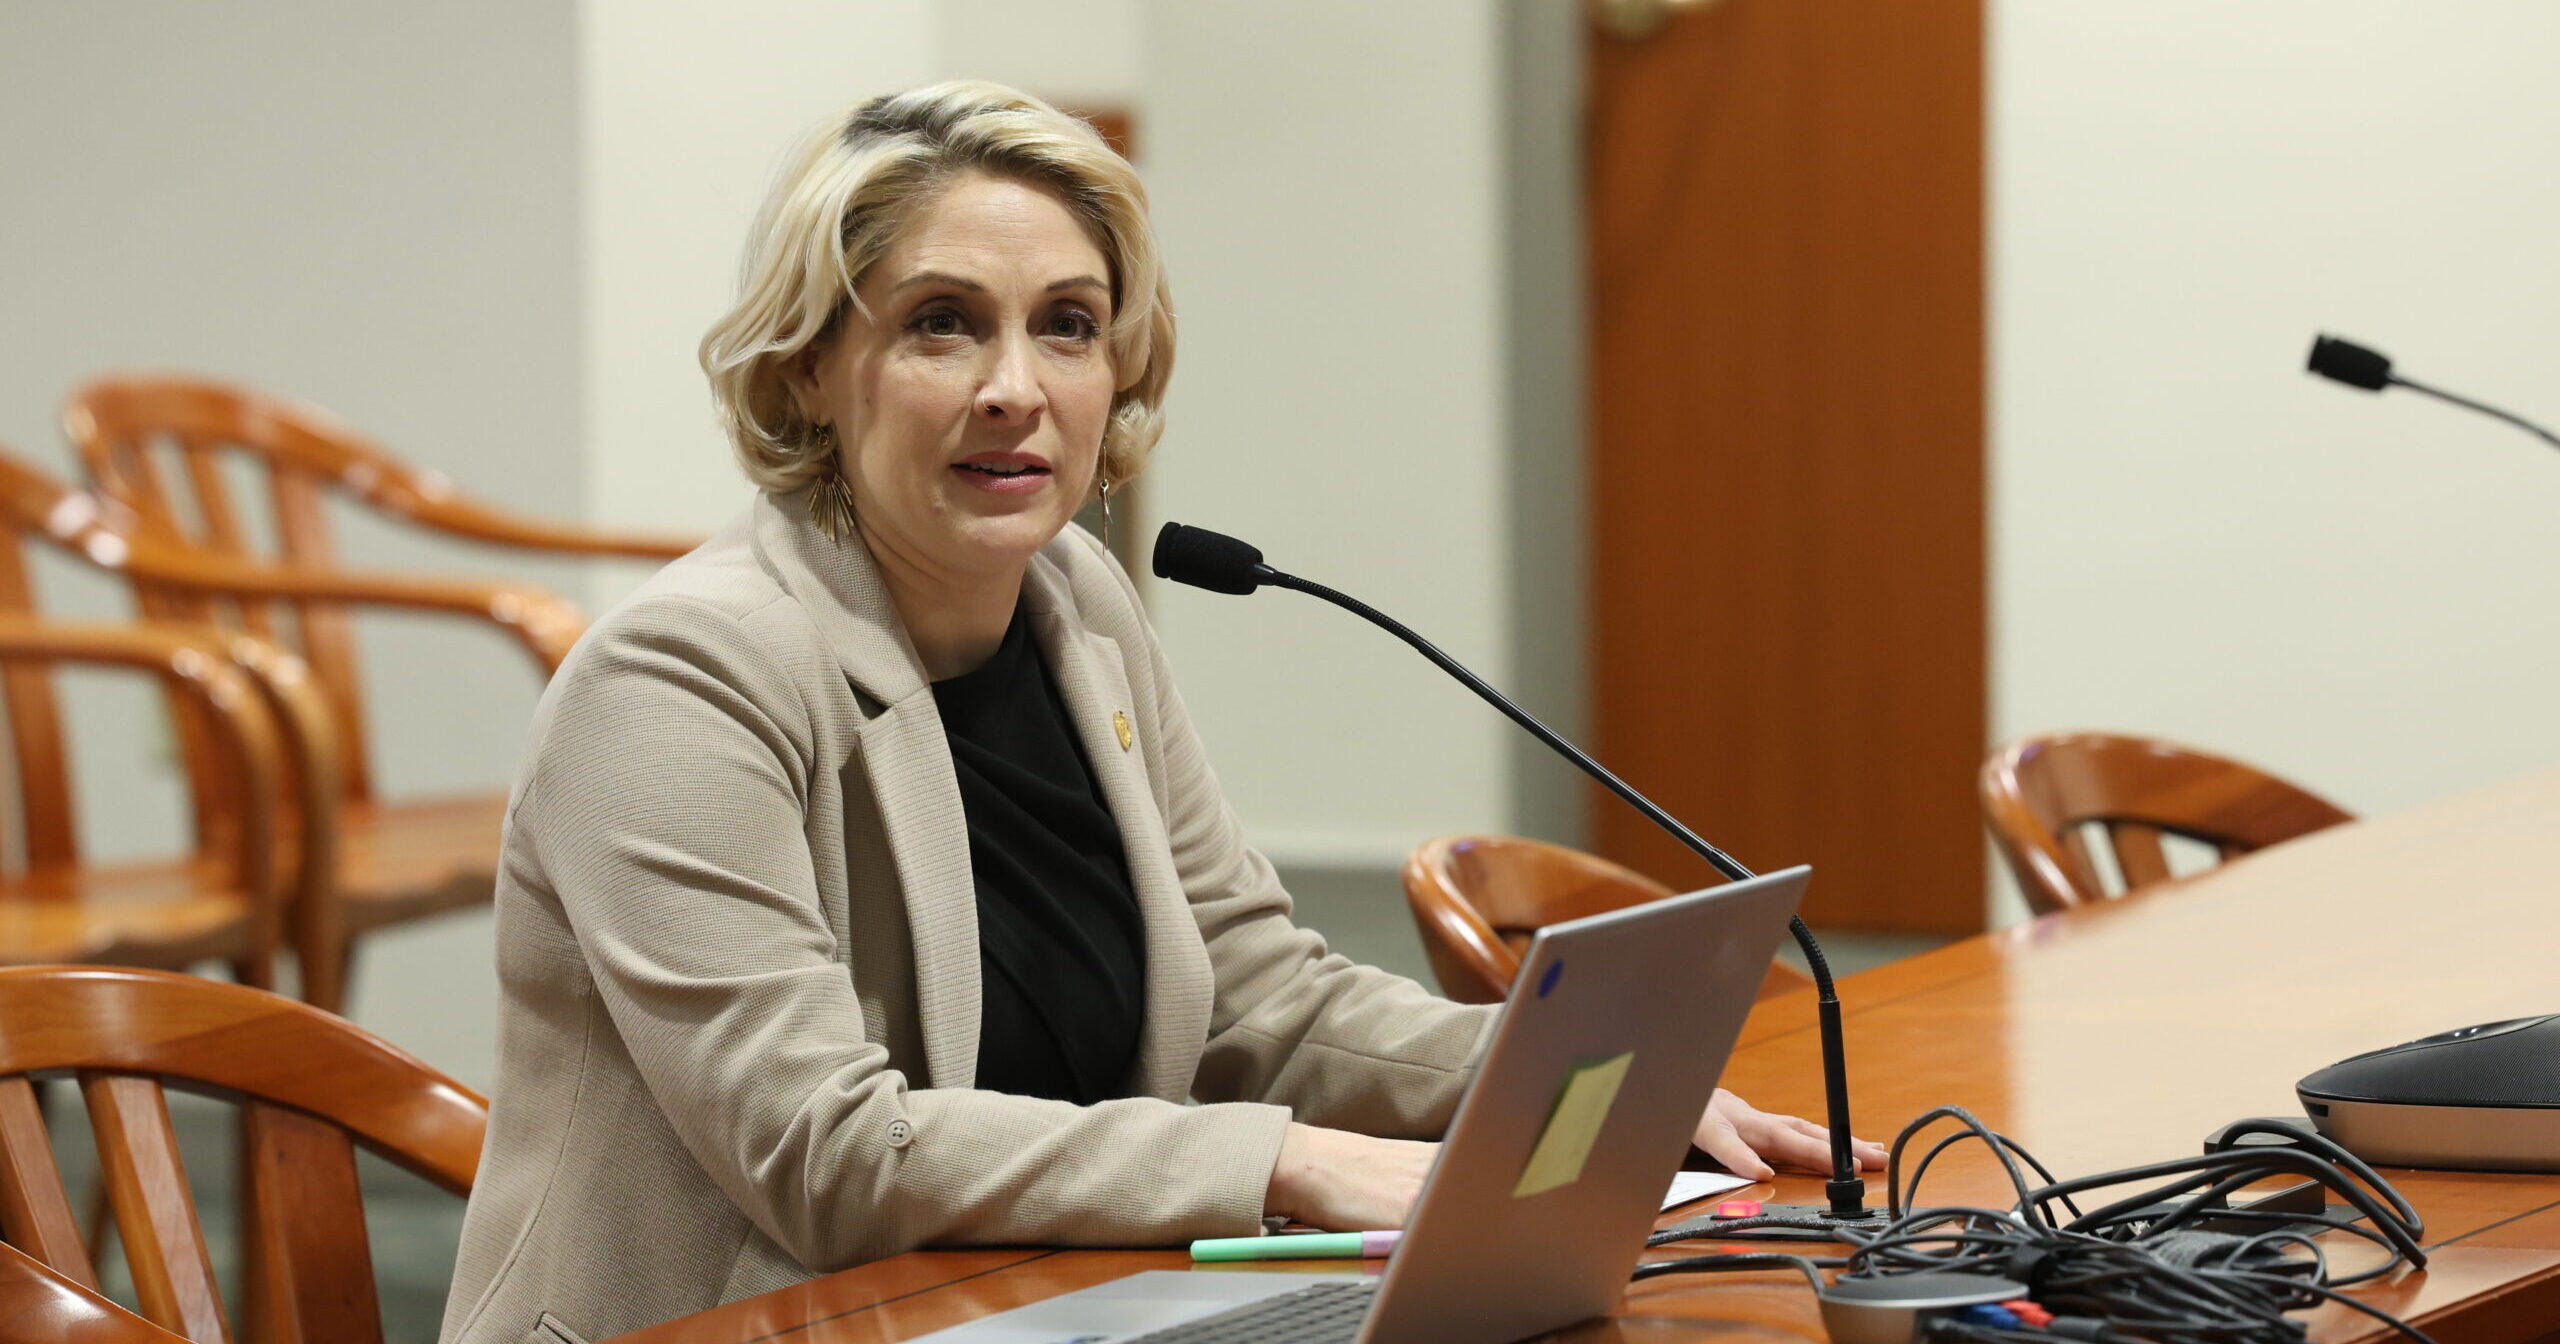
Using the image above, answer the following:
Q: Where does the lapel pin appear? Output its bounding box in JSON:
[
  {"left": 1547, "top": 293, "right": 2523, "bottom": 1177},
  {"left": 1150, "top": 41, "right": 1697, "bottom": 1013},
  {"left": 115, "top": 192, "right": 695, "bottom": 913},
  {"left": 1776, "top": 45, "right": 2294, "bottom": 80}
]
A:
[{"left": 1112, "top": 709, "right": 1134, "bottom": 751}]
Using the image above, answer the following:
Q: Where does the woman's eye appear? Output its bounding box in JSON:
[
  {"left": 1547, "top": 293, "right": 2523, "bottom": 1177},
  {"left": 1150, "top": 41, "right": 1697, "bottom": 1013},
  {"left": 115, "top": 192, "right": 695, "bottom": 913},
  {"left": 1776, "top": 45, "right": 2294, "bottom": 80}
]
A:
[
  {"left": 912, "top": 308, "right": 965, "bottom": 338},
  {"left": 1047, "top": 310, "right": 1100, "bottom": 341}
]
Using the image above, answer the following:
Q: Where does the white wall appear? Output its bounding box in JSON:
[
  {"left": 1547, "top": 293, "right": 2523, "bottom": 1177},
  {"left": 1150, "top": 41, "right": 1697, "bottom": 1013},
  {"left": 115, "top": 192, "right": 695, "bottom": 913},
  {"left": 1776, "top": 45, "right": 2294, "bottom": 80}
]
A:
[
  {"left": 1991, "top": 2, "right": 2560, "bottom": 922},
  {"left": 1497, "top": 0, "right": 1590, "bottom": 850},
  {"left": 1139, "top": 0, "right": 1545, "bottom": 869},
  {"left": 578, "top": 0, "right": 936, "bottom": 581},
  {"left": 935, "top": 0, "right": 1141, "bottom": 111}
]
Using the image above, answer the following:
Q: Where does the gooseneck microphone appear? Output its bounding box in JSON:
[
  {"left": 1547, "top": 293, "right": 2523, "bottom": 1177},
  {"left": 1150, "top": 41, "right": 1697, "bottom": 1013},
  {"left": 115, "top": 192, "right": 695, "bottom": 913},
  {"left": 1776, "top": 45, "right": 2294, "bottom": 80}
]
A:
[
  {"left": 1154, "top": 521, "right": 1881, "bottom": 1231},
  {"left": 2307, "top": 334, "right": 2560, "bottom": 451}
]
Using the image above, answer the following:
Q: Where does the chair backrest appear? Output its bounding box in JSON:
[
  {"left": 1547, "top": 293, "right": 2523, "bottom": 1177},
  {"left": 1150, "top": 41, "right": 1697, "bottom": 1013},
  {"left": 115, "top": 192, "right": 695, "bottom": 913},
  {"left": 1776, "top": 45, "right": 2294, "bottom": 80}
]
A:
[
  {"left": 0, "top": 448, "right": 279, "bottom": 878},
  {"left": 63, "top": 378, "right": 392, "bottom": 804},
  {"left": 0, "top": 460, "right": 78, "bottom": 878},
  {"left": 0, "top": 965, "right": 484, "bottom": 1343},
  {"left": 1401, "top": 835, "right": 1810, "bottom": 1004},
  {"left": 1979, "top": 732, "right": 2356, "bottom": 915}
]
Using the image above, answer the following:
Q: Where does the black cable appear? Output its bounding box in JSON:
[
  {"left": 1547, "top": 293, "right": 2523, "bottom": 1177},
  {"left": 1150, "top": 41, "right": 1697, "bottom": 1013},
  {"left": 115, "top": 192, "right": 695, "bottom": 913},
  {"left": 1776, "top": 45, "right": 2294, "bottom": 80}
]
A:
[
  {"left": 2208, "top": 1119, "right": 2425, "bottom": 1235},
  {"left": 1646, "top": 1214, "right": 1865, "bottom": 1247},
  {"left": 1888, "top": 1107, "right": 2054, "bottom": 1225},
  {"left": 2191, "top": 1210, "right": 2405, "bottom": 1285},
  {"left": 2222, "top": 1272, "right": 2444, "bottom": 1344},
  {"left": 1629, "top": 1250, "right": 1841, "bottom": 1292},
  {"left": 1642, "top": 1102, "right": 2444, "bottom": 1344},
  {"left": 1903, "top": 1125, "right": 2083, "bottom": 1224},
  {"left": 2043, "top": 1148, "right": 2427, "bottom": 1268}
]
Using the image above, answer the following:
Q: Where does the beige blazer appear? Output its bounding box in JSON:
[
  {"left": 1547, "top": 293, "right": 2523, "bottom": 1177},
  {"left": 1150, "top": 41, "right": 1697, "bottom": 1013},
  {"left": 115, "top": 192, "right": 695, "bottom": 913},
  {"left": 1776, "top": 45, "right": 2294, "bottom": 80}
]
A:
[{"left": 439, "top": 488, "right": 1498, "bottom": 1344}]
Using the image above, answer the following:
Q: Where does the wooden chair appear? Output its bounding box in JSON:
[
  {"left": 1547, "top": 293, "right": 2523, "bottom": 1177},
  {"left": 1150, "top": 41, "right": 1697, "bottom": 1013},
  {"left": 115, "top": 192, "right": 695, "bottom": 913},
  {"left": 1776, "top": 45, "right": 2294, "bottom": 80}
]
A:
[
  {"left": 0, "top": 448, "right": 564, "bottom": 1012},
  {"left": 1979, "top": 732, "right": 2356, "bottom": 915},
  {"left": 0, "top": 604, "right": 309, "bottom": 997},
  {"left": 0, "top": 964, "right": 485, "bottom": 1343},
  {"left": 57, "top": 377, "right": 683, "bottom": 1012},
  {"left": 1402, "top": 835, "right": 1815, "bottom": 1005}
]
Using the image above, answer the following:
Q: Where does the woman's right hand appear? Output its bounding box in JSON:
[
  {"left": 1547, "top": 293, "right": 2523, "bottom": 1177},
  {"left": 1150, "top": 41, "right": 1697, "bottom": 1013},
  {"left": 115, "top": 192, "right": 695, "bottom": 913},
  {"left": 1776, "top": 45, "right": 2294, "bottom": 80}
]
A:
[{"left": 1263, "top": 1122, "right": 1440, "bottom": 1230}]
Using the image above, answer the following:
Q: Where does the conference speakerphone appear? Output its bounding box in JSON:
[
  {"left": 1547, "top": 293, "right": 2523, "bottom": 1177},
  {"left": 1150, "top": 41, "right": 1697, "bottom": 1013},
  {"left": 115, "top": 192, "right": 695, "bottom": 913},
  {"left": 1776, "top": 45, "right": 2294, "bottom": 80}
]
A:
[{"left": 2298, "top": 1013, "right": 2560, "bottom": 1172}]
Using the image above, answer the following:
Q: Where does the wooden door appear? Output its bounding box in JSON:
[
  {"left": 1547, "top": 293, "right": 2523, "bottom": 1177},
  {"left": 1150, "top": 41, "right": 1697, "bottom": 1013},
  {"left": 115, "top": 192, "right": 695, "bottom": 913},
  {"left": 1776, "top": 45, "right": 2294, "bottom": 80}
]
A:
[{"left": 1585, "top": 0, "right": 1985, "bottom": 933}]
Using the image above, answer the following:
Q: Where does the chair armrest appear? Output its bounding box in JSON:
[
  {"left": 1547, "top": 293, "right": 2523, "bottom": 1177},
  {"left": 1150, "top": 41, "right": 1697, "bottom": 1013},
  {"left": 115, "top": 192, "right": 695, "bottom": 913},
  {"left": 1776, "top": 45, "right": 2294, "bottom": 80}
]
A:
[
  {"left": 0, "top": 619, "right": 288, "bottom": 983},
  {"left": 0, "top": 1241, "right": 187, "bottom": 1343},
  {"left": 120, "top": 543, "right": 586, "bottom": 677},
  {"left": 358, "top": 473, "right": 700, "bottom": 561}
]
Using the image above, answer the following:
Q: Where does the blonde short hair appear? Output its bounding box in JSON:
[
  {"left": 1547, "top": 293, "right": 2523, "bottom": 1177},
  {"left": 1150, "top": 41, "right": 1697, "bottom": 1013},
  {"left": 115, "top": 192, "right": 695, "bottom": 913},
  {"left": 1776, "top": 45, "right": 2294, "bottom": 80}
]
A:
[{"left": 700, "top": 81, "right": 1174, "bottom": 493}]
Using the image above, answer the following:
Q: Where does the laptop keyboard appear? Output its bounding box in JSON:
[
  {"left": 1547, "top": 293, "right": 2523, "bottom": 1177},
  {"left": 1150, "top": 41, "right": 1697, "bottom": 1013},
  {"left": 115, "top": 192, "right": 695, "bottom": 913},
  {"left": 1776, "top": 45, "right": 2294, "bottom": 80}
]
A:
[{"left": 1120, "top": 1280, "right": 1380, "bottom": 1343}]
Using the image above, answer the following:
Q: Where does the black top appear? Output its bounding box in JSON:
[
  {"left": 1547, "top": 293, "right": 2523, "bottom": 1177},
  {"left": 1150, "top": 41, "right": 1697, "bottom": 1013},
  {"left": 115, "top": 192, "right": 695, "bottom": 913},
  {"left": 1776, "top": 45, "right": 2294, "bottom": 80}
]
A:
[{"left": 931, "top": 606, "right": 1147, "bottom": 1105}]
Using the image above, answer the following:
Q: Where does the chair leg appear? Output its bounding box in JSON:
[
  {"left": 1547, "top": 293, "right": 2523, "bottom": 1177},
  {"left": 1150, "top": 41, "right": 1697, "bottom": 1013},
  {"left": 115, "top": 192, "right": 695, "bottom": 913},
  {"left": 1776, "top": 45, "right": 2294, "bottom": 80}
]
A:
[
  {"left": 288, "top": 870, "right": 350, "bottom": 1014},
  {"left": 330, "top": 936, "right": 362, "bottom": 1017},
  {"left": 298, "top": 931, "right": 353, "bottom": 1016},
  {"left": 238, "top": 1107, "right": 270, "bottom": 1344},
  {"left": 233, "top": 946, "right": 276, "bottom": 995}
]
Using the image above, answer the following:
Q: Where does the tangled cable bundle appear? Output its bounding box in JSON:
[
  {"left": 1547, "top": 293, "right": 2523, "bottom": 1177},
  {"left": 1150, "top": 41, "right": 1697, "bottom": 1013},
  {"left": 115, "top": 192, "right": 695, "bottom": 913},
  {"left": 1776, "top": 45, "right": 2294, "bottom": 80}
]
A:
[{"left": 1635, "top": 1106, "right": 2438, "bottom": 1343}]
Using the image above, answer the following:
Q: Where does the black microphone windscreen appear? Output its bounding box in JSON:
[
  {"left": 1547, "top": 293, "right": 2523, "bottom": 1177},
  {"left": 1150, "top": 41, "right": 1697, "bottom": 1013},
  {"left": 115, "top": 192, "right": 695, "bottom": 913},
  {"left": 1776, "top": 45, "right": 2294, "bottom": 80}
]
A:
[
  {"left": 2309, "top": 334, "right": 2394, "bottom": 391},
  {"left": 1152, "top": 522, "right": 1266, "bottom": 595}
]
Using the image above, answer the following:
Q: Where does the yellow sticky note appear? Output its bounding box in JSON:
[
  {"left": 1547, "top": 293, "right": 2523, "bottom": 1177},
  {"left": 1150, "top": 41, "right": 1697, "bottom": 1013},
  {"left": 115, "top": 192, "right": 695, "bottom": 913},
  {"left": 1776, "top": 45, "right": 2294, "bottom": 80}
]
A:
[{"left": 1511, "top": 1051, "right": 1634, "bottom": 1199}]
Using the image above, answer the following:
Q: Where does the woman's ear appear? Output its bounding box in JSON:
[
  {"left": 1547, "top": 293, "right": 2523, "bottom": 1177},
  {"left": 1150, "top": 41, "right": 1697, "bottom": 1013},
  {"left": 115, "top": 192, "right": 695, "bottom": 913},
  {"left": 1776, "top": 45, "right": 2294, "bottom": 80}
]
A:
[{"left": 783, "top": 344, "right": 829, "bottom": 428}]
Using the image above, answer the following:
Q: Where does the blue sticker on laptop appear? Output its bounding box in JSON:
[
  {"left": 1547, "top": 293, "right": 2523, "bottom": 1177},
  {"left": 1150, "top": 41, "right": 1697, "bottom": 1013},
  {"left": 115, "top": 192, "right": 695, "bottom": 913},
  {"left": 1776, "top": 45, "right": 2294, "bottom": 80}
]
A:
[{"left": 1538, "top": 960, "right": 1563, "bottom": 998}]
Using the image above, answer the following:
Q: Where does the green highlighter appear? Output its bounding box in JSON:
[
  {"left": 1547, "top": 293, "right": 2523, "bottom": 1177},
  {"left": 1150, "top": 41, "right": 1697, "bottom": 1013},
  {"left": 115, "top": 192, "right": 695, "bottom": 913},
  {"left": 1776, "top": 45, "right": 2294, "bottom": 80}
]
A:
[{"left": 1190, "top": 1230, "right": 1402, "bottom": 1262}]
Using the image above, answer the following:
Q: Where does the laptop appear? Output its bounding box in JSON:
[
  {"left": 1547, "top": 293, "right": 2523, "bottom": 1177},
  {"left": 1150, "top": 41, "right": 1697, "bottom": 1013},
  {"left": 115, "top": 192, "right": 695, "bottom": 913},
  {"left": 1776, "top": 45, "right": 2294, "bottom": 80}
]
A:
[{"left": 908, "top": 865, "right": 1811, "bottom": 1344}]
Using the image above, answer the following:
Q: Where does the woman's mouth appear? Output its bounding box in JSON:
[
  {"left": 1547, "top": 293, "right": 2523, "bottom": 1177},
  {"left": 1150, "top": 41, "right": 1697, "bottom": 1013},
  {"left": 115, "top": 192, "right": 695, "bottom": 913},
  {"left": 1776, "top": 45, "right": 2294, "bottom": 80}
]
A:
[{"left": 952, "top": 453, "right": 1052, "bottom": 495}]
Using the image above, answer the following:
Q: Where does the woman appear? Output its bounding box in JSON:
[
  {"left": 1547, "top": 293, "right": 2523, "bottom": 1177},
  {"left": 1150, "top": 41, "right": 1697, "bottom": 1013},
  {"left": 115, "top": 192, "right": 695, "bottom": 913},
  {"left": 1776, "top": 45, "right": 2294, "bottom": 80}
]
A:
[{"left": 441, "top": 81, "right": 1879, "bottom": 1344}]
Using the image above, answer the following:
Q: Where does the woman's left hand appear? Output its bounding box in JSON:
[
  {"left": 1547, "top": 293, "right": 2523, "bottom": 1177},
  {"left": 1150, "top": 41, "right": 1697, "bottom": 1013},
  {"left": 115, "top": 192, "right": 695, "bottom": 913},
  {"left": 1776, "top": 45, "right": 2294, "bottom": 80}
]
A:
[{"left": 1691, "top": 1087, "right": 1888, "bottom": 1181}]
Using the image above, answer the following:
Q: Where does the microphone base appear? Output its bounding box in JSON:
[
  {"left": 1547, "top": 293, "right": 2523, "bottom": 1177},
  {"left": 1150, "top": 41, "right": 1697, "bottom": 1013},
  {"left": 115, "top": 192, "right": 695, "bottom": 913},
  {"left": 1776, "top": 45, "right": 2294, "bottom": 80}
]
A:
[{"left": 1666, "top": 1201, "right": 1901, "bottom": 1244}]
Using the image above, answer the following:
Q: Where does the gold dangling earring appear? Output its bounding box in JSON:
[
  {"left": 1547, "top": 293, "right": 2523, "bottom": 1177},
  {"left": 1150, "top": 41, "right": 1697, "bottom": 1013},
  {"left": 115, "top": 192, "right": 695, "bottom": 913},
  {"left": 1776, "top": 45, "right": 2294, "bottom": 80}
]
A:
[
  {"left": 807, "top": 423, "right": 857, "bottom": 542},
  {"left": 1097, "top": 469, "right": 1114, "bottom": 550}
]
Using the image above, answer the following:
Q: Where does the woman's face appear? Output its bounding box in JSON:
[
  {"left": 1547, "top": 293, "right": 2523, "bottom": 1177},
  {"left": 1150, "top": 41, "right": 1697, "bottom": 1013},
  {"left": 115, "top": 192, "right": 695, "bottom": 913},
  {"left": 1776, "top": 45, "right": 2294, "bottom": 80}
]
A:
[{"left": 793, "top": 172, "right": 1117, "bottom": 586}]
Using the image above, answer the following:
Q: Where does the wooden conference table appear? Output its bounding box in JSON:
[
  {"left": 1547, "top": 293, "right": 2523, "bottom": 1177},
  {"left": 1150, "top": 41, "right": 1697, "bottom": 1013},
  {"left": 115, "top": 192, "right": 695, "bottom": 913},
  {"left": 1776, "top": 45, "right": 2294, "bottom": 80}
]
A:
[{"left": 611, "top": 767, "right": 2560, "bottom": 1344}]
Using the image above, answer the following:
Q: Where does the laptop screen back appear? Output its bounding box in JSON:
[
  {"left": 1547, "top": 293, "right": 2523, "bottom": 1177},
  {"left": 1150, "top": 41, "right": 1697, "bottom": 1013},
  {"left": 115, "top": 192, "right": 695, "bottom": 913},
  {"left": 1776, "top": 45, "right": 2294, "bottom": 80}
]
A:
[{"left": 1359, "top": 866, "right": 1810, "bottom": 1343}]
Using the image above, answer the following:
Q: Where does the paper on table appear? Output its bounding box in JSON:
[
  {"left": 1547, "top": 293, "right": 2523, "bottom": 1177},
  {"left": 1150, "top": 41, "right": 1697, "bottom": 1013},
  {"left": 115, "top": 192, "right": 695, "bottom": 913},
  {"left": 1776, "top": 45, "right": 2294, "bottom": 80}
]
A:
[{"left": 1662, "top": 1169, "right": 1755, "bottom": 1212}]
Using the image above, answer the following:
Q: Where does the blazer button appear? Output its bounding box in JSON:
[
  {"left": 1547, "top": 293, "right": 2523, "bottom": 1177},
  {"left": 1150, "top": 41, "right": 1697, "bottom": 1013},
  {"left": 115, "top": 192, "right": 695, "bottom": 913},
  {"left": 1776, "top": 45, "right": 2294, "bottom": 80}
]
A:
[{"left": 886, "top": 1118, "right": 914, "bottom": 1149}]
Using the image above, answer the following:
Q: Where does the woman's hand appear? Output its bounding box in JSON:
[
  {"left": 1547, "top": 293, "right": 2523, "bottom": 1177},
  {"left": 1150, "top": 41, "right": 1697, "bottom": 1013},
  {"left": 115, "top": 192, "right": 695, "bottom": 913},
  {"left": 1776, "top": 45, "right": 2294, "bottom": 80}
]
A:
[
  {"left": 1264, "top": 1094, "right": 1886, "bottom": 1232},
  {"left": 1264, "top": 1123, "right": 1439, "bottom": 1230},
  {"left": 1691, "top": 1088, "right": 1888, "bottom": 1181}
]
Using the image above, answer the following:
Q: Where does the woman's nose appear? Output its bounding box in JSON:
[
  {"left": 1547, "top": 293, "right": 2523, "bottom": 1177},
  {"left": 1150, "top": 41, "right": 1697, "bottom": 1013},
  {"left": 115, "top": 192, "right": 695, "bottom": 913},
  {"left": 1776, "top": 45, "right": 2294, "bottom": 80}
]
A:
[{"left": 977, "top": 332, "right": 1046, "bottom": 423}]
